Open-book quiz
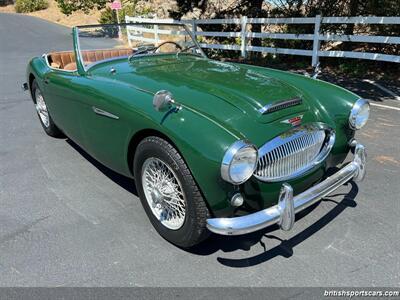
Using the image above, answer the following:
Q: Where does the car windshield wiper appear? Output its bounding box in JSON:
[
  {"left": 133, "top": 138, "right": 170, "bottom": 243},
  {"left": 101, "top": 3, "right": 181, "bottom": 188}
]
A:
[{"left": 128, "top": 46, "right": 157, "bottom": 61}]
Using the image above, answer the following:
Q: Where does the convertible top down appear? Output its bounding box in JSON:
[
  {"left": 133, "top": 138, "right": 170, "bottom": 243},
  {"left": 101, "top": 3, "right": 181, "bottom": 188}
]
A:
[{"left": 24, "top": 22, "right": 369, "bottom": 247}]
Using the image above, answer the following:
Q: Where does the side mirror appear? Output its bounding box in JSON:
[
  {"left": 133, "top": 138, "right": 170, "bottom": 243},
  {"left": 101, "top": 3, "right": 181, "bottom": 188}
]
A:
[{"left": 153, "top": 90, "right": 174, "bottom": 112}]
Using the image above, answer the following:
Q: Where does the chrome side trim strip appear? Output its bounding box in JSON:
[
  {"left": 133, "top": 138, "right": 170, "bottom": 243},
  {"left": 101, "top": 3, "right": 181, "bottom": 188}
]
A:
[
  {"left": 92, "top": 106, "right": 119, "bottom": 120},
  {"left": 206, "top": 142, "right": 366, "bottom": 236}
]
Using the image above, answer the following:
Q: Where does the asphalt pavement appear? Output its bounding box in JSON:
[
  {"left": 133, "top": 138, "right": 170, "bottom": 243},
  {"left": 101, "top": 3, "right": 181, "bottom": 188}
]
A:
[{"left": 0, "top": 13, "right": 399, "bottom": 287}]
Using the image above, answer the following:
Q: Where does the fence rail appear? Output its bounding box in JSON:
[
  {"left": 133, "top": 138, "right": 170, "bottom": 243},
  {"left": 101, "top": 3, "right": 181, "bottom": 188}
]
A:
[{"left": 125, "top": 15, "right": 400, "bottom": 66}]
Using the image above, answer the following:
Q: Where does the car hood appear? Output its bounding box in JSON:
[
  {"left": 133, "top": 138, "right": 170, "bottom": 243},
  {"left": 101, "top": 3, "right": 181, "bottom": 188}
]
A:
[
  {"left": 92, "top": 55, "right": 328, "bottom": 142},
  {"left": 104, "top": 56, "right": 310, "bottom": 118}
]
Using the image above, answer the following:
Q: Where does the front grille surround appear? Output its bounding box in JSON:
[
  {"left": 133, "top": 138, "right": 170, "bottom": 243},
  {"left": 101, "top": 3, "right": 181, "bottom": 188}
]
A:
[{"left": 254, "top": 123, "right": 335, "bottom": 182}]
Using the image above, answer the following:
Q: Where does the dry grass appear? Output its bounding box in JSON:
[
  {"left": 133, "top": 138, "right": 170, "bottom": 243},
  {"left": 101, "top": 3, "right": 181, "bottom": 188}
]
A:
[{"left": 0, "top": 0, "right": 101, "bottom": 27}]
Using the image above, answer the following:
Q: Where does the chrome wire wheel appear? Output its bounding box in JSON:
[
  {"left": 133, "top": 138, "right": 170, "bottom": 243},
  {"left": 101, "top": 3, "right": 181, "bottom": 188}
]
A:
[
  {"left": 35, "top": 89, "right": 49, "bottom": 128},
  {"left": 141, "top": 157, "right": 186, "bottom": 230}
]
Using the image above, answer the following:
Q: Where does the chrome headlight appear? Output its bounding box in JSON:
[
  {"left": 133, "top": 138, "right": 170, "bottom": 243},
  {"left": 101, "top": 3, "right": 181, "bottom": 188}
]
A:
[
  {"left": 221, "top": 140, "right": 258, "bottom": 185},
  {"left": 349, "top": 99, "right": 370, "bottom": 130}
]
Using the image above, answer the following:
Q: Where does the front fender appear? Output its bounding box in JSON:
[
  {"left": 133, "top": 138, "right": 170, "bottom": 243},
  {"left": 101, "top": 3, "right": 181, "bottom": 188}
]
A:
[
  {"left": 155, "top": 105, "right": 241, "bottom": 217},
  {"left": 243, "top": 65, "right": 358, "bottom": 162},
  {"left": 26, "top": 56, "right": 49, "bottom": 94},
  {"left": 244, "top": 64, "right": 360, "bottom": 121},
  {"left": 101, "top": 78, "right": 241, "bottom": 217}
]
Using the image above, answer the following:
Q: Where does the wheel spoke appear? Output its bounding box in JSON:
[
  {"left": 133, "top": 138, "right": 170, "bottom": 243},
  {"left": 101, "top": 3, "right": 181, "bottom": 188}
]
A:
[
  {"left": 141, "top": 157, "right": 187, "bottom": 230},
  {"left": 35, "top": 90, "right": 50, "bottom": 128}
]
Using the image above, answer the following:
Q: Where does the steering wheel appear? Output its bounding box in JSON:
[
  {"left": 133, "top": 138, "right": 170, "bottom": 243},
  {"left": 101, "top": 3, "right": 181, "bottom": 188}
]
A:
[{"left": 155, "top": 41, "right": 182, "bottom": 53}]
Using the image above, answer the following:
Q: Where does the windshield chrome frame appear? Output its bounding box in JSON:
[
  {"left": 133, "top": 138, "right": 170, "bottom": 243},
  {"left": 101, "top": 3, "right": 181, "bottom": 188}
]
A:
[{"left": 75, "top": 22, "right": 207, "bottom": 73}]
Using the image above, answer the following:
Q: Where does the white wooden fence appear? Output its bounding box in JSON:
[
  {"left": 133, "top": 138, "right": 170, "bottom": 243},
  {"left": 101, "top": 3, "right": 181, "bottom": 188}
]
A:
[{"left": 125, "top": 15, "right": 400, "bottom": 67}]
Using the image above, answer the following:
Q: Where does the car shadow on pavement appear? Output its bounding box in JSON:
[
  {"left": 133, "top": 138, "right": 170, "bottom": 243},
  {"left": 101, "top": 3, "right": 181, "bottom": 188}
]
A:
[
  {"left": 66, "top": 139, "right": 138, "bottom": 195},
  {"left": 189, "top": 181, "right": 358, "bottom": 267},
  {"left": 64, "top": 137, "right": 358, "bottom": 266}
]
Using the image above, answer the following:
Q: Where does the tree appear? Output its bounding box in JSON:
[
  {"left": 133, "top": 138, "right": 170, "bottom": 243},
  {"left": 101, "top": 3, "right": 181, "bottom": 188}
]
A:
[
  {"left": 53, "top": 0, "right": 398, "bottom": 58},
  {"left": 0, "top": 0, "right": 14, "bottom": 6},
  {"left": 169, "top": 1, "right": 265, "bottom": 59}
]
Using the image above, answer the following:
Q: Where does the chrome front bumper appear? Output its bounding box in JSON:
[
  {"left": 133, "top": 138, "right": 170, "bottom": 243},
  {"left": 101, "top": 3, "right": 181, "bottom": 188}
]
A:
[{"left": 206, "top": 143, "right": 366, "bottom": 235}]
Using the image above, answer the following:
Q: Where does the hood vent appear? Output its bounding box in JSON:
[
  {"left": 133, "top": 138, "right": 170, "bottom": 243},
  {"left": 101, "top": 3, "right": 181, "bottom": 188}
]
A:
[{"left": 259, "top": 97, "right": 302, "bottom": 114}]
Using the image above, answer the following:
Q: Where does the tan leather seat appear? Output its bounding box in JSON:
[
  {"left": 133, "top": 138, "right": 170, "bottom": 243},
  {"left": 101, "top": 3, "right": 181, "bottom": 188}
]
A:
[
  {"left": 48, "top": 51, "right": 76, "bottom": 70},
  {"left": 48, "top": 49, "right": 133, "bottom": 71},
  {"left": 64, "top": 61, "right": 92, "bottom": 71}
]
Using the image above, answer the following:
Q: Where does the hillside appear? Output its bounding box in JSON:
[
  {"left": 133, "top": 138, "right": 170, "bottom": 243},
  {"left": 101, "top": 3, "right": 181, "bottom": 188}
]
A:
[{"left": 0, "top": 0, "right": 101, "bottom": 27}]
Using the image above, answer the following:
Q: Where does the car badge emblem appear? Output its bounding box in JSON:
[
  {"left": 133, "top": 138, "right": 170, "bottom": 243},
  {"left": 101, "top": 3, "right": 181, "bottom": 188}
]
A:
[{"left": 281, "top": 115, "right": 303, "bottom": 127}]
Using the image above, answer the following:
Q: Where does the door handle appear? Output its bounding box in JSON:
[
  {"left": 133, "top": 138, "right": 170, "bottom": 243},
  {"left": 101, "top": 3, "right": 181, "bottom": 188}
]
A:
[{"left": 44, "top": 78, "right": 50, "bottom": 84}]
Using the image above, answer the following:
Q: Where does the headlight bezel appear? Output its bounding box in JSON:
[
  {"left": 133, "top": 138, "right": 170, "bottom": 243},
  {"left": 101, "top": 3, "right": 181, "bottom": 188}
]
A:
[
  {"left": 221, "top": 140, "right": 258, "bottom": 185},
  {"left": 349, "top": 98, "right": 370, "bottom": 130}
]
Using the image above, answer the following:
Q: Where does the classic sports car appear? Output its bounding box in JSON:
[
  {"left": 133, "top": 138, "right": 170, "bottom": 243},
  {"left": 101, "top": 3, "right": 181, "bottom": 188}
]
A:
[{"left": 24, "top": 23, "right": 369, "bottom": 247}]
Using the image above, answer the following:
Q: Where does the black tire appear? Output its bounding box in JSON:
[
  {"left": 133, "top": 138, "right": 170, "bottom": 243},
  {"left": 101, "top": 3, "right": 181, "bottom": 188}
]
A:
[
  {"left": 31, "top": 79, "right": 64, "bottom": 138},
  {"left": 134, "top": 136, "right": 210, "bottom": 248}
]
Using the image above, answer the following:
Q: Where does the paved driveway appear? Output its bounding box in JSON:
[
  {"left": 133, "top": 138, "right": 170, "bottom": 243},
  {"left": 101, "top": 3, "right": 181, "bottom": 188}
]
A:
[{"left": 0, "top": 13, "right": 399, "bottom": 286}]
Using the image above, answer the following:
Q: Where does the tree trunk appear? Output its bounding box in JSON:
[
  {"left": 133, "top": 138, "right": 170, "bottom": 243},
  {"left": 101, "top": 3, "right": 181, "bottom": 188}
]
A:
[
  {"left": 343, "top": 0, "right": 360, "bottom": 51},
  {"left": 247, "top": 0, "right": 264, "bottom": 60}
]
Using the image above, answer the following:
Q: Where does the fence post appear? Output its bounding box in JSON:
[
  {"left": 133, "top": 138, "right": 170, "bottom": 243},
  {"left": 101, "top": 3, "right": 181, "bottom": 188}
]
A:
[
  {"left": 191, "top": 19, "right": 197, "bottom": 41},
  {"left": 154, "top": 24, "right": 159, "bottom": 43},
  {"left": 125, "top": 16, "right": 132, "bottom": 47},
  {"left": 312, "top": 15, "right": 321, "bottom": 67},
  {"left": 240, "top": 16, "right": 248, "bottom": 59}
]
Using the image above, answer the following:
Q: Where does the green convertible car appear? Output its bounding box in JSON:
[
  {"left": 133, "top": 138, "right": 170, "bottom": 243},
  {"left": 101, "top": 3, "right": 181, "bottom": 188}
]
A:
[{"left": 24, "top": 22, "right": 369, "bottom": 247}]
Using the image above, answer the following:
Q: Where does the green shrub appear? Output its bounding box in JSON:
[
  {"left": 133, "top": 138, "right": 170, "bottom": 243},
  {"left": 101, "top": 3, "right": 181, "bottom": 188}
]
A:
[
  {"left": 338, "top": 61, "right": 369, "bottom": 77},
  {"left": 99, "top": 4, "right": 152, "bottom": 25},
  {"left": 15, "top": 0, "right": 49, "bottom": 13},
  {"left": 99, "top": 7, "right": 117, "bottom": 24},
  {"left": 55, "top": 0, "right": 107, "bottom": 15},
  {"left": 98, "top": 7, "right": 118, "bottom": 37},
  {"left": 292, "top": 60, "right": 308, "bottom": 69},
  {"left": 0, "top": 0, "right": 14, "bottom": 6},
  {"left": 99, "top": 5, "right": 148, "bottom": 38}
]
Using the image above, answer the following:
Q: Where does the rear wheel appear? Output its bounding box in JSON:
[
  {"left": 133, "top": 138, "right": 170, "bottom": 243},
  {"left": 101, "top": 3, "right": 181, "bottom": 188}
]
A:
[
  {"left": 31, "top": 79, "right": 63, "bottom": 137},
  {"left": 134, "top": 136, "right": 210, "bottom": 248}
]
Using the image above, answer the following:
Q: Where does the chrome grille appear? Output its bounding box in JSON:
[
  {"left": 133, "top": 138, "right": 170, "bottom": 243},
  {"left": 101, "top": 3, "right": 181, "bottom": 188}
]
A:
[{"left": 255, "top": 125, "right": 335, "bottom": 182}]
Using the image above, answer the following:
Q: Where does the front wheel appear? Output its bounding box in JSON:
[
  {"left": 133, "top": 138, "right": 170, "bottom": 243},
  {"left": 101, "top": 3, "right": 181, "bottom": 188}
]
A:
[
  {"left": 31, "top": 79, "right": 63, "bottom": 137},
  {"left": 134, "top": 136, "right": 210, "bottom": 248}
]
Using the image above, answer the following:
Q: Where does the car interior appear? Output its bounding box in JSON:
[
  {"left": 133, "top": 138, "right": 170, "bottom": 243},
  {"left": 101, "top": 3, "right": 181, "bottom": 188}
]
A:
[{"left": 47, "top": 48, "right": 134, "bottom": 71}]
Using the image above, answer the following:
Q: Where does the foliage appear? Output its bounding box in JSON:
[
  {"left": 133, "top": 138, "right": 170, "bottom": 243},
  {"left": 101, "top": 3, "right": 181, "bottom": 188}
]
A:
[
  {"left": 55, "top": 0, "right": 152, "bottom": 24},
  {"left": 170, "top": 1, "right": 265, "bottom": 60},
  {"left": 52, "top": 0, "right": 399, "bottom": 73},
  {"left": 338, "top": 60, "right": 369, "bottom": 76},
  {"left": 55, "top": 0, "right": 108, "bottom": 15},
  {"left": 15, "top": 0, "right": 49, "bottom": 13},
  {"left": 55, "top": 0, "right": 146, "bottom": 16},
  {"left": 99, "top": 2, "right": 152, "bottom": 24},
  {"left": 265, "top": 0, "right": 400, "bottom": 52},
  {"left": 99, "top": 6, "right": 117, "bottom": 23},
  {"left": 0, "top": 0, "right": 14, "bottom": 6}
]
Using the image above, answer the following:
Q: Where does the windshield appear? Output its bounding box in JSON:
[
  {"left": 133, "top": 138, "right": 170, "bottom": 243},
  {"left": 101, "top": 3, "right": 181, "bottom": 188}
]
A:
[{"left": 76, "top": 23, "right": 205, "bottom": 70}]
